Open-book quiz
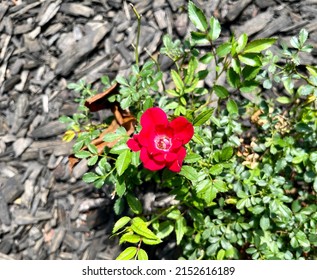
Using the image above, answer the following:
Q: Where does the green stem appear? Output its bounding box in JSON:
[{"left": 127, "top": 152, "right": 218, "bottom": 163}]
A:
[{"left": 130, "top": 4, "right": 141, "bottom": 67}]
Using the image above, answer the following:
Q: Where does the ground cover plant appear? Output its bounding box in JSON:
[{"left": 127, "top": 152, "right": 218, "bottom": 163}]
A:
[{"left": 60, "top": 2, "right": 317, "bottom": 260}]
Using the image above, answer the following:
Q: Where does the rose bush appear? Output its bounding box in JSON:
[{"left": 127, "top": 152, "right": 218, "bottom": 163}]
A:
[
  {"left": 127, "top": 107, "right": 194, "bottom": 172},
  {"left": 61, "top": 1, "right": 317, "bottom": 260}
]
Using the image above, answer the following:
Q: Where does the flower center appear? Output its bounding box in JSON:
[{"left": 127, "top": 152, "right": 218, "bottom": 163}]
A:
[{"left": 154, "top": 135, "right": 172, "bottom": 151}]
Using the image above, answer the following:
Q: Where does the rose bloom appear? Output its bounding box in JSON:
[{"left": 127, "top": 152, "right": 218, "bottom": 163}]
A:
[{"left": 127, "top": 107, "right": 194, "bottom": 172}]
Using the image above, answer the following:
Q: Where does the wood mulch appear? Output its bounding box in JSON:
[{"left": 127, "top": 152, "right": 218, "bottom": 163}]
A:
[{"left": 0, "top": 0, "right": 316, "bottom": 260}]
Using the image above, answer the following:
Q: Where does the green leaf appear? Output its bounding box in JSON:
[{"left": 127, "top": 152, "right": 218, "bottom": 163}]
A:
[
  {"left": 119, "top": 233, "right": 141, "bottom": 244},
  {"left": 142, "top": 237, "right": 162, "bottom": 245},
  {"left": 87, "top": 155, "right": 99, "bottom": 166},
  {"left": 260, "top": 215, "right": 270, "bottom": 231},
  {"left": 184, "top": 152, "right": 202, "bottom": 163},
  {"left": 167, "top": 209, "right": 182, "bottom": 220},
  {"left": 137, "top": 249, "right": 148, "bottom": 260},
  {"left": 155, "top": 221, "right": 174, "bottom": 239},
  {"left": 114, "top": 197, "right": 125, "bottom": 215},
  {"left": 217, "top": 249, "right": 226, "bottom": 260},
  {"left": 209, "top": 17, "right": 221, "bottom": 41},
  {"left": 193, "top": 108, "right": 214, "bottom": 126},
  {"left": 226, "top": 68, "right": 240, "bottom": 88},
  {"left": 126, "top": 193, "right": 143, "bottom": 215},
  {"left": 306, "top": 65, "right": 317, "bottom": 77},
  {"left": 188, "top": 1, "right": 208, "bottom": 32},
  {"left": 243, "top": 38, "right": 277, "bottom": 53},
  {"left": 175, "top": 216, "right": 187, "bottom": 245},
  {"left": 115, "top": 149, "right": 131, "bottom": 176},
  {"left": 115, "top": 177, "right": 126, "bottom": 197},
  {"left": 131, "top": 217, "right": 161, "bottom": 241},
  {"left": 213, "top": 180, "right": 227, "bottom": 192},
  {"left": 213, "top": 85, "right": 229, "bottom": 98},
  {"left": 75, "top": 150, "right": 91, "bottom": 159},
  {"left": 236, "top": 33, "right": 248, "bottom": 53},
  {"left": 116, "top": 247, "right": 137, "bottom": 260},
  {"left": 216, "top": 42, "right": 232, "bottom": 57},
  {"left": 103, "top": 133, "right": 121, "bottom": 143},
  {"left": 210, "top": 164, "right": 223, "bottom": 176},
  {"left": 226, "top": 99, "right": 238, "bottom": 115},
  {"left": 221, "top": 146, "right": 234, "bottom": 161},
  {"left": 179, "top": 165, "right": 198, "bottom": 181},
  {"left": 110, "top": 143, "right": 129, "bottom": 155},
  {"left": 242, "top": 66, "right": 261, "bottom": 81},
  {"left": 191, "top": 31, "right": 209, "bottom": 44},
  {"left": 200, "top": 53, "right": 214, "bottom": 64},
  {"left": 171, "top": 69, "right": 184, "bottom": 91},
  {"left": 238, "top": 53, "right": 261, "bottom": 66},
  {"left": 87, "top": 143, "right": 98, "bottom": 154},
  {"left": 276, "top": 96, "right": 291, "bottom": 104},
  {"left": 112, "top": 216, "right": 131, "bottom": 234},
  {"left": 296, "top": 231, "right": 310, "bottom": 248},
  {"left": 290, "top": 36, "right": 300, "bottom": 49},
  {"left": 82, "top": 172, "right": 100, "bottom": 183},
  {"left": 116, "top": 75, "right": 129, "bottom": 86}
]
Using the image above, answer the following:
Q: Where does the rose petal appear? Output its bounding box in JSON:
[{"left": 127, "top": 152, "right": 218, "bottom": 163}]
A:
[
  {"left": 141, "top": 107, "right": 168, "bottom": 129},
  {"left": 166, "top": 146, "right": 187, "bottom": 172},
  {"left": 169, "top": 116, "right": 194, "bottom": 144},
  {"left": 140, "top": 148, "right": 165, "bottom": 171},
  {"left": 167, "top": 159, "right": 182, "bottom": 172},
  {"left": 127, "top": 136, "right": 141, "bottom": 151}
]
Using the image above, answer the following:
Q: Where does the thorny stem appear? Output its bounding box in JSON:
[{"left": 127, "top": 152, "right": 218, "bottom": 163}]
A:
[{"left": 130, "top": 3, "right": 141, "bottom": 67}]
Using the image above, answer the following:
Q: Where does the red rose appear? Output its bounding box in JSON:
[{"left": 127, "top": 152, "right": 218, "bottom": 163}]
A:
[{"left": 127, "top": 107, "right": 194, "bottom": 172}]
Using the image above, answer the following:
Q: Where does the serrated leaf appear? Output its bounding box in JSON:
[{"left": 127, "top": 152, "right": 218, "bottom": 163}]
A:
[
  {"left": 142, "top": 237, "right": 162, "bottom": 245},
  {"left": 276, "top": 96, "right": 291, "bottom": 104},
  {"left": 82, "top": 172, "right": 100, "bottom": 183},
  {"left": 296, "top": 231, "right": 310, "bottom": 248},
  {"left": 119, "top": 233, "right": 141, "bottom": 244},
  {"left": 155, "top": 221, "right": 174, "bottom": 239},
  {"left": 137, "top": 249, "right": 148, "bottom": 260},
  {"left": 112, "top": 216, "right": 131, "bottom": 234},
  {"left": 62, "top": 130, "right": 76, "bottom": 142},
  {"left": 226, "top": 99, "right": 238, "bottom": 115},
  {"left": 175, "top": 216, "right": 187, "bottom": 245},
  {"left": 126, "top": 193, "right": 142, "bottom": 214},
  {"left": 200, "top": 52, "right": 214, "bottom": 64},
  {"left": 131, "top": 217, "right": 160, "bottom": 241},
  {"left": 191, "top": 31, "right": 209, "bottom": 44},
  {"left": 103, "top": 133, "right": 121, "bottom": 143},
  {"left": 244, "top": 38, "right": 277, "bottom": 53},
  {"left": 306, "top": 65, "right": 317, "bottom": 77},
  {"left": 115, "top": 149, "right": 131, "bottom": 176},
  {"left": 87, "top": 143, "right": 98, "bottom": 154},
  {"left": 179, "top": 165, "right": 198, "bottom": 181},
  {"left": 260, "top": 215, "right": 270, "bottom": 231},
  {"left": 221, "top": 146, "right": 234, "bottom": 161},
  {"left": 226, "top": 68, "right": 240, "bottom": 88},
  {"left": 184, "top": 152, "right": 202, "bottom": 163},
  {"left": 87, "top": 155, "right": 99, "bottom": 166},
  {"left": 75, "top": 150, "right": 91, "bottom": 159},
  {"left": 238, "top": 53, "right": 261, "bottom": 66},
  {"left": 114, "top": 197, "right": 125, "bottom": 215},
  {"left": 216, "top": 42, "right": 232, "bottom": 57},
  {"left": 213, "top": 85, "right": 229, "bottom": 98},
  {"left": 116, "top": 75, "right": 129, "bottom": 86},
  {"left": 193, "top": 108, "right": 214, "bottom": 126},
  {"left": 236, "top": 33, "right": 248, "bottom": 53},
  {"left": 209, "top": 17, "right": 221, "bottom": 41},
  {"left": 217, "top": 249, "right": 226, "bottom": 260},
  {"left": 210, "top": 164, "right": 223, "bottom": 176},
  {"left": 115, "top": 177, "right": 126, "bottom": 197},
  {"left": 188, "top": 1, "right": 208, "bottom": 32},
  {"left": 116, "top": 247, "right": 137, "bottom": 260},
  {"left": 171, "top": 69, "right": 184, "bottom": 91}
]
